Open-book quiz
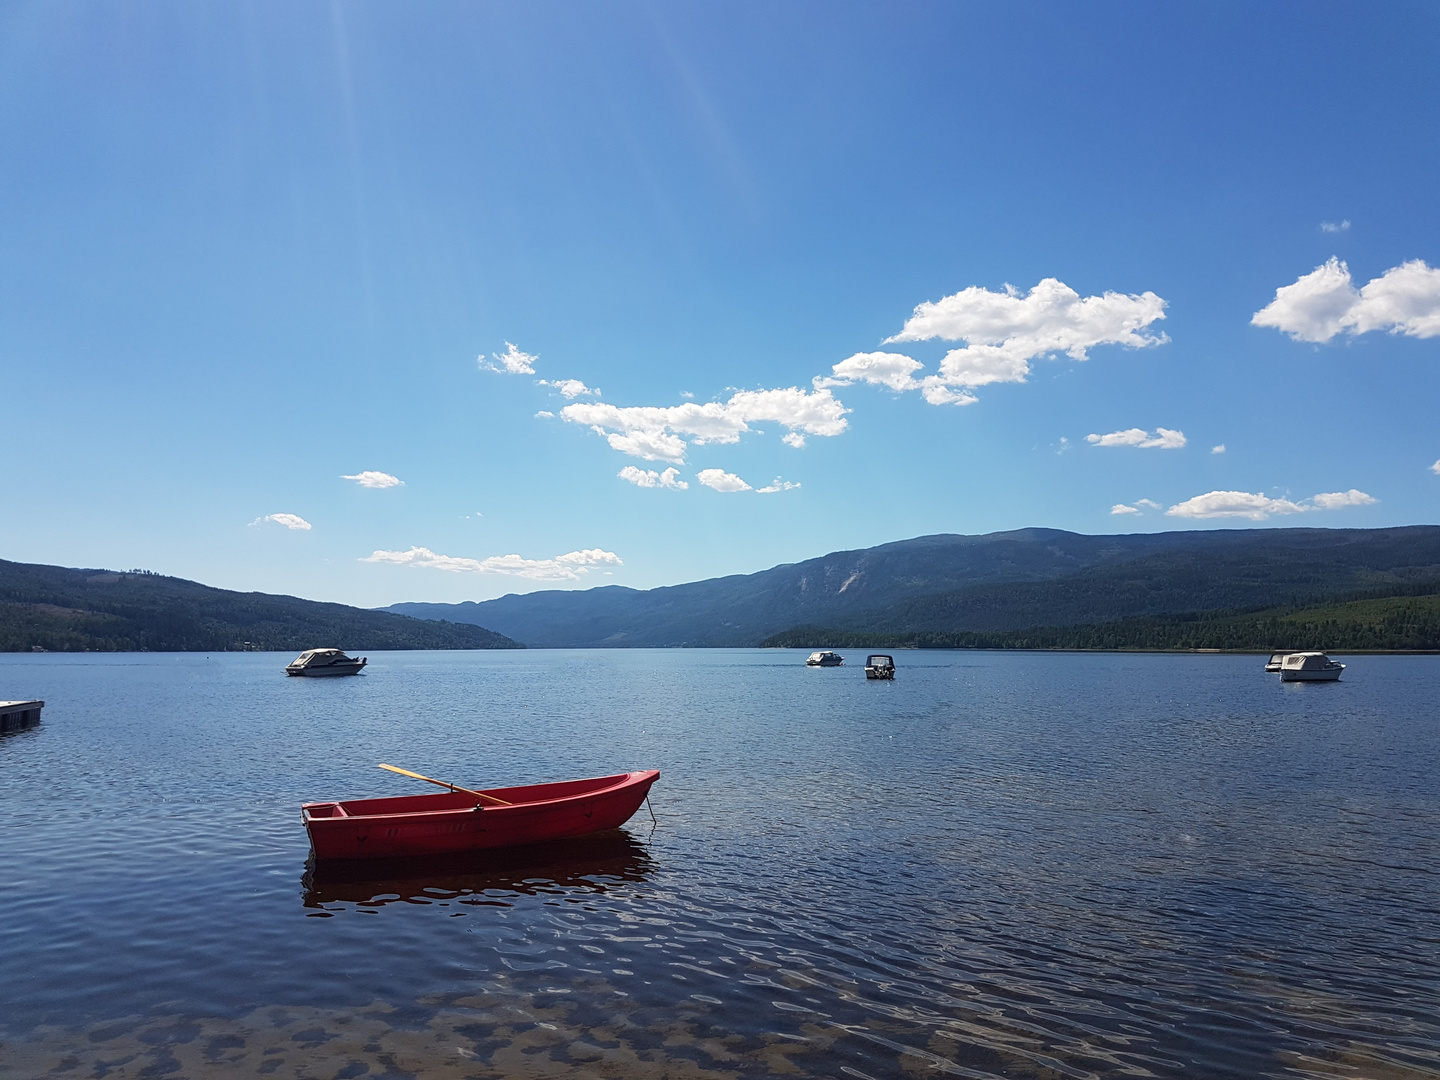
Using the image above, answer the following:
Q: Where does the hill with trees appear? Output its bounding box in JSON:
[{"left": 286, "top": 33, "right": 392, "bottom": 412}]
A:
[
  {"left": 761, "top": 585, "right": 1440, "bottom": 652},
  {"left": 387, "top": 526, "right": 1440, "bottom": 648},
  {"left": 0, "top": 559, "right": 521, "bottom": 652}
]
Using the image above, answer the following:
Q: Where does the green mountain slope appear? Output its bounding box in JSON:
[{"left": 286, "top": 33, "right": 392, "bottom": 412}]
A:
[
  {"left": 858, "top": 542, "right": 1440, "bottom": 633},
  {"left": 386, "top": 526, "right": 1440, "bottom": 647},
  {"left": 761, "top": 587, "right": 1440, "bottom": 652},
  {"left": 0, "top": 559, "right": 522, "bottom": 652}
]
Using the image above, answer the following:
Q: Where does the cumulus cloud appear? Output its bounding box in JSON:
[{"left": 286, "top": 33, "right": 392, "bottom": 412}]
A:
[
  {"left": 1432, "top": 459, "right": 1440, "bottom": 475},
  {"left": 619, "top": 465, "right": 688, "bottom": 490},
  {"left": 482, "top": 342, "right": 538, "bottom": 375},
  {"left": 535, "top": 410, "right": 555, "bottom": 419},
  {"left": 757, "top": 477, "right": 800, "bottom": 494},
  {"left": 562, "top": 387, "right": 848, "bottom": 464},
  {"left": 1086, "top": 427, "right": 1186, "bottom": 450},
  {"left": 816, "top": 351, "right": 925, "bottom": 393},
  {"left": 1110, "top": 504, "right": 1141, "bottom": 515},
  {"left": 862, "top": 277, "right": 1167, "bottom": 404},
  {"left": 1320, "top": 220, "right": 1351, "bottom": 233},
  {"left": 1165, "top": 488, "right": 1377, "bottom": 521},
  {"left": 1308, "top": 489, "right": 1380, "bottom": 511},
  {"left": 252, "top": 513, "right": 312, "bottom": 531},
  {"left": 362, "top": 546, "right": 622, "bottom": 581},
  {"left": 1212, "top": 444, "right": 1226, "bottom": 454},
  {"left": 539, "top": 378, "right": 599, "bottom": 399},
  {"left": 342, "top": 470, "right": 403, "bottom": 489},
  {"left": 1252, "top": 258, "right": 1440, "bottom": 342},
  {"left": 696, "top": 468, "right": 752, "bottom": 493}
]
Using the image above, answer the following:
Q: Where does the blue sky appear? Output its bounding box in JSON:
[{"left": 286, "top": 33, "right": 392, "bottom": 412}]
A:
[{"left": 2, "top": 2, "right": 1438, "bottom": 607}]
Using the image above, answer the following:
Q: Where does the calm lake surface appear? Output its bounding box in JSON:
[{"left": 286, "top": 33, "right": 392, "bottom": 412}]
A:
[{"left": 1, "top": 650, "right": 1437, "bottom": 1079}]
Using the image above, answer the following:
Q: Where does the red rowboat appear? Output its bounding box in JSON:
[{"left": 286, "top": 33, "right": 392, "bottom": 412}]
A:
[{"left": 302, "top": 770, "right": 660, "bottom": 861}]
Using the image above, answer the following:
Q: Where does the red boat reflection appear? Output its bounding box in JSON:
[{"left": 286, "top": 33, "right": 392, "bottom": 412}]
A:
[
  {"left": 302, "top": 830, "right": 656, "bottom": 908},
  {"left": 302, "top": 770, "right": 660, "bottom": 860}
]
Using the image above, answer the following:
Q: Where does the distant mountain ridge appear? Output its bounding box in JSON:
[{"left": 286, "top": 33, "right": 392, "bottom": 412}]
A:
[
  {"left": 385, "top": 526, "right": 1440, "bottom": 648},
  {"left": 0, "top": 559, "right": 521, "bottom": 652}
]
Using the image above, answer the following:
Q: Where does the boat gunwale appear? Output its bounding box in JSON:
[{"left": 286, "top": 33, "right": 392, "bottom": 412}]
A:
[{"left": 302, "top": 770, "right": 654, "bottom": 825}]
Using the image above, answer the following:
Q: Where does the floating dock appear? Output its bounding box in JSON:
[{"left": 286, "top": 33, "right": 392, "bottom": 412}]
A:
[{"left": 0, "top": 700, "right": 44, "bottom": 732}]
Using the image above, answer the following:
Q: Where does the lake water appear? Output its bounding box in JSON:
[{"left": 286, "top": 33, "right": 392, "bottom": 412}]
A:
[{"left": 1, "top": 650, "right": 1437, "bottom": 1080}]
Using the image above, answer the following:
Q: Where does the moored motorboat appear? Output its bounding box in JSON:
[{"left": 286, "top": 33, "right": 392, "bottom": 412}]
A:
[
  {"left": 1279, "top": 652, "right": 1345, "bottom": 682},
  {"left": 302, "top": 769, "right": 660, "bottom": 860},
  {"left": 806, "top": 650, "right": 844, "bottom": 667},
  {"left": 286, "top": 648, "right": 367, "bottom": 677},
  {"left": 865, "top": 654, "right": 895, "bottom": 680},
  {"left": 1264, "top": 651, "right": 1293, "bottom": 673}
]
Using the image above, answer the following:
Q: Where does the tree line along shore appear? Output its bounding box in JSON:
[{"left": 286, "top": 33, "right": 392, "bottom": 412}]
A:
[{"left": 761, "top": 588, "right": 1440, "bottom": 652}]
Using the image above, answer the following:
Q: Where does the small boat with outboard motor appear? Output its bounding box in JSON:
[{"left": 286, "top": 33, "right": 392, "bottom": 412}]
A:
[
  {"left": 302, "top": 765, "right": 660, "bottom": 860},
  {"left": 865, "top": 654, "right": 895, "bottom": 680},
  {"left": 286, "top": 648, "right": 367, "bottom": 677}
]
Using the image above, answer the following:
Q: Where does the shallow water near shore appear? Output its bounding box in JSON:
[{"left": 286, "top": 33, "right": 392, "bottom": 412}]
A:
[{"left": 1, "top": 649, "right": 1437, "bottom": 1079}]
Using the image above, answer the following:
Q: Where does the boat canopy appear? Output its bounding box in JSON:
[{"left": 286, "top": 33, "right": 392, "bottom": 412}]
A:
[
  {"left": 292, "top": 648, "right": 347, "bottom": 663},
  {"left": 1281, "top": 652, "right": 1332, "bottom": 670}
]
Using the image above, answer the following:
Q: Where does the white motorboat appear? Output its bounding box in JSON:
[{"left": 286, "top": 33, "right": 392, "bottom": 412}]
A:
[
  {"left": 1264, "top": 651, "right": 1294, "bottom": 673},
  {"left": 806, "top": 650, "right": 845, "bottom": 667},
  {"left": 865, "top": 654, "right": 895, "bottom": 680},
  {"left": 1278, "top": 652, "right": 1344, "bottom": 682},
  {"left": 286, "top": 648, "right": 367, "bottom": 677}
]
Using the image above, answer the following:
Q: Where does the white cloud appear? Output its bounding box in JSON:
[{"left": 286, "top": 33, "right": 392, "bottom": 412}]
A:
[
  {"left": 1253, "top": 258, "right": 1440, "bottom": 342},
  {"left": 539, "top": 378, "right": 599, "bottom": 399},
  {"left": 1320, "top": 220, "right": 1351, "bottom": 233},
  {"left": 252, "top": 513, "right": 312, "bottom": 531},
  {"left": 919, "top": 382, "right": 980, "bottom": 406},
  {"left": 1212, "top": 444, "right": 1226, "bottom": 454},
  {"left": 603, "top": 429, "right": 690, "bottom": 463},
  {"left": 619, "top": 465, "right": 688, "bottom": 490},
  {"left": 362, "top": 545, "right": 622, "bottom": 581},
  {"left": 1165, "top": 488, "right": 1377, "bottom": 521},
  {"left": 342, "top": 470, "right": 404, "bottom": 489},
  {"left": 1432, "top": 459, "right": 1440, "bottom": 475},
  {"left": 1086, "top": 427, "right": 1186, "bottom": 450},
  {"left": 482, "top": 342, "right": 538, "bottom": 375},
  {"left": 1166, "top": 492, "right": 1306, "bottom": 520},
  {"left": 562, "top": 386, "right": 848, "bottom": 464},
  {"left": 874, "top": 277, "right": 1167, "bottom": 403},
  {"left": 696, "top": 468, "right": 752, "bottom": 493},
  {"left": 1111, "top": 498, "right": 1161, "bottom": 516},
  {"left": 535, "top": 410, "right": 555, "bottom": 419},
  {"left": 757, "top": 477, "right": 800, "bottom": 494},
  {"left": 1308, "top": 489, "right": 1379, "bottom": 511},
  {"left": 816, "top": 351, "right": 924, "bottom": 392},
  {"left": 781, "top": 432, "right": 806, "bottom": 449}
]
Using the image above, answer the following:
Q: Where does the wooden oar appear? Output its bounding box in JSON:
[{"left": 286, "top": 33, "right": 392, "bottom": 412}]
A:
[{"left": 378, "top": 763, "right": 512, "bottom": 806}]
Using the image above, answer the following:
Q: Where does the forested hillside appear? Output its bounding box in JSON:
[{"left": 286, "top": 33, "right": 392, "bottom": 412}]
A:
[
  {"left": 0, "top": 559, "right": 521, "bottom": 652},
  {"left": 761, "top": 586, "right": 1440, "bottom": 652},
  {"left": 388, "top": 526, "right": 1440, "bottom": 648}
]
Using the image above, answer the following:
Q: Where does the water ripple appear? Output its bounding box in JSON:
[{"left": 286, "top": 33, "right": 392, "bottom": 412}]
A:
[{"left": 1, "top": 650, "right": 1438, "bottom": 1079}]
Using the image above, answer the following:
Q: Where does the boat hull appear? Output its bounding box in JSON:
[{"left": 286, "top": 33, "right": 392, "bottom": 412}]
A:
[
  {"left": 302, "top": 770, "right": 659, "bottom": 860},
  {"left": 287, "top": 661, "right": 367, "bottom": 677},
  {"left": 1280, "top": 668, "right": 1343, "bottom": 682}
]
